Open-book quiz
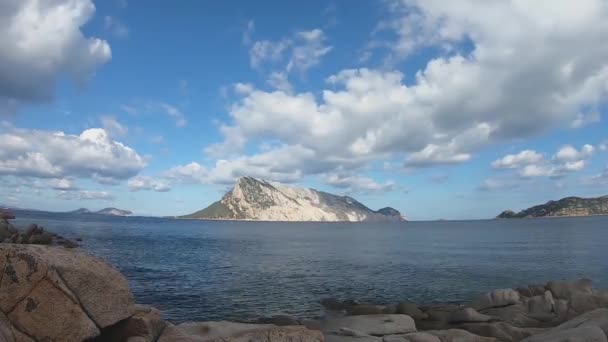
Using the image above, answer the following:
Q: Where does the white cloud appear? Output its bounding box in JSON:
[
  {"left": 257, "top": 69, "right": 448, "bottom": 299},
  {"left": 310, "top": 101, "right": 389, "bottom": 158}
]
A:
[
  {"left": 0, "top": 127, "right": 146, "bottom": 181},
  {"left": 49, "top": 178, "right": 78, "bottom": 191},
  {"left": 164, "top": 162, "right": 208, "bottom": 184},
  {"left": 554, "top": 144, "right": 594, "bottom": 163},
  {"left": 248, "top": 28, "right": 332, "bottom": 75},
  {"left": 600, "top": 141, "right": 608, "bottom": 151},
  {"left": 104, "top": 15, "right": 129, "bottom": 38},
  {"left": 200, "top": 0, "right": 608, "bottom": 185},
  {"left": 492, "top": 150, "right": 544, "bottom": 169},
  {"left": 492, "top": 144, "right": 595, "bottom": 179},
  {"left": 0, "top": 0, "right": 111, "bottom": 114},
  {"left": 127, "top": 176, "right": 170, "bottom": 192},
  {"left": 286, "top": 29, "right": 333, "bottom": 73},
  {"left": 325, "top": 173, "right": 397, "bottom": 194},
  {"left": 249, "top": 39, "right": 289, "bottom": 69},
  {"left": 100, "top": 115, "right": 128, "bottom": 137},
  {"left": 58, "top": 190, "right": 113, "bottom": 200}
]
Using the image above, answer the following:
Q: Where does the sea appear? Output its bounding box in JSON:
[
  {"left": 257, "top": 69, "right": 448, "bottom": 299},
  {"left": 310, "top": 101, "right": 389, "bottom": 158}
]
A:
[{"left": 10, "top": 210, "right": 608, "bottom": 323}]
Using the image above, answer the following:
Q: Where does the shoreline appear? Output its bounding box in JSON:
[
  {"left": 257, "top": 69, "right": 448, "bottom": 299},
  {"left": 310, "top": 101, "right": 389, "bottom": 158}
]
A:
[
  {"left": 2, "top": 242, "right": 608, "bottom": 341},
  {"left": 2, "top": 218, "right": 608, "bottom": 342}
]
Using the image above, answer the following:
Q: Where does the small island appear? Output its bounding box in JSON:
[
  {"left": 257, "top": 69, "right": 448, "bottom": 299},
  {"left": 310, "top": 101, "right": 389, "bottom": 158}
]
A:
[{"left": 497, "top": 195, "right": 608, "bottom": 218}]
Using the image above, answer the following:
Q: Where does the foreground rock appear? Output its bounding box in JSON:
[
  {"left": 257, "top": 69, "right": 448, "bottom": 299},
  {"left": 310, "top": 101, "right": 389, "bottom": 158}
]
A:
[
  {"left": 158, "top": 321, "right": 323, "bottom": 342},
  {"left": 0, "top": 244, "right": 134, "bottom": 342}
]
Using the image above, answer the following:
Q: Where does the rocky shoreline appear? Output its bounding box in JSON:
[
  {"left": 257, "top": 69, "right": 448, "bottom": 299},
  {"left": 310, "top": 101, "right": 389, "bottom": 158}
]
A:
[{"left": 1, "top": 221, "right": 608, "bottom": 341}]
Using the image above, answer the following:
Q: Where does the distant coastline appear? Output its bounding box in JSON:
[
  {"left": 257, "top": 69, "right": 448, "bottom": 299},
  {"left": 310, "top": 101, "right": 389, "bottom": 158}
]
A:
[{"left": 497, "top": 195, "right": 608, "bottom": 219}]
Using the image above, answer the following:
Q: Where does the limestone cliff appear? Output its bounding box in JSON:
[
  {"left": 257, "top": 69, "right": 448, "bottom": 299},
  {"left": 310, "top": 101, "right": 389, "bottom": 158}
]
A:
[{"left": 181, "top": 177, "right": 405, "bottom": 222}]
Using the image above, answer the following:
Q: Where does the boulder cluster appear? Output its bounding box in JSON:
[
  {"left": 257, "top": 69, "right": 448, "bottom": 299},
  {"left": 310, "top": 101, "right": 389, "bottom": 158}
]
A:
[
  {"left": 0, "top": 213, "right": 78, "bottom": 247},
  {"left": 319, "top": 280, "right": 608, "bottom": 341},
  {"left": 1, "top": 242, "right": 607, "bottom": 342}
]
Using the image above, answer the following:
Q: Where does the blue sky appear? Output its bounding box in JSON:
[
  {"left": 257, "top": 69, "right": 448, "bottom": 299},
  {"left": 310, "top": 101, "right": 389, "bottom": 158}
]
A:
[{"left": 1, "top": 0, "right": 608, "bottom": 220}]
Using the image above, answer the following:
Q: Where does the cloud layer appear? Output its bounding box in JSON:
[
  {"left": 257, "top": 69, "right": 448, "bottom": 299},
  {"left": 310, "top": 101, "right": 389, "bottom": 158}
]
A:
[
  {"left": 0, "top": 127, "right": 146, "bottom": 181},
  {"left": 0, "top": 0, "right": 111, "bottom": 114}
]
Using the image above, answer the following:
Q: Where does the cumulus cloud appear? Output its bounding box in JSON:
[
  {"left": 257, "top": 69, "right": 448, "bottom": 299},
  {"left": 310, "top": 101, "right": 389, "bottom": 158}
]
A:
[
  {"left": 167, "top": 145, "right": 324, "bottom": 185},
  {"left": 492, "top": 150, "right": 544, "bottom": 169},
  {"left": 58, "top": 190, "right": 113, "bottom": 200},
  {"left": 49, "top": 178, "right": 78, "bottom": 191},
  {"left": 0, "top": 127, "right": 146, "bottom": 181},
  {"left": 127, "top": 176, "right": 170, "bottom": 192},
  {"left": 491, "top": 144, "right": 595, "bottom": 179},
  {"left": 554, "top": 144, "right": 594, "bottom": 163},
  {"left": 198, "top": 0, "right": 608, "bottom": 187},
  {"left": 0, "top": 0, "right": 111, "bottom": 114},
  {"left": 325, "top": 173, "right": 397, "bottom": 194}
]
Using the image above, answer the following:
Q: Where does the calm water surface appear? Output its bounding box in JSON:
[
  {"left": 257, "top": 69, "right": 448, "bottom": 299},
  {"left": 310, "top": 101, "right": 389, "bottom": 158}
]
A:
[{"left": 11, "top": 211, "right": 608, "bottom": 323}]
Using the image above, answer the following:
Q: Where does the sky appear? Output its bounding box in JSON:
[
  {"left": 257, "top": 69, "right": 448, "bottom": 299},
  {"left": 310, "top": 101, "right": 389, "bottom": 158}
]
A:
[{"left": 1, "top": 0, "right": 608, "bottom": 220}]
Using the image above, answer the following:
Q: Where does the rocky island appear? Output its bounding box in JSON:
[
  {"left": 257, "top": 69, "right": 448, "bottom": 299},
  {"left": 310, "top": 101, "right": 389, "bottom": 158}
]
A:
[
  {"left": 497, "top": 195, "right": 608, "bottom": 218},
  {"left": 180, "top": 176, "right": 405, "bottom": 222}
]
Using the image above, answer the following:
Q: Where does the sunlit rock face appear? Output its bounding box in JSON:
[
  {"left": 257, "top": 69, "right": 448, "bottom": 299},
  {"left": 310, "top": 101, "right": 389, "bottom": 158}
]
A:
[{"left": 181, "top": 177, "right": 405, "bottom": 222}]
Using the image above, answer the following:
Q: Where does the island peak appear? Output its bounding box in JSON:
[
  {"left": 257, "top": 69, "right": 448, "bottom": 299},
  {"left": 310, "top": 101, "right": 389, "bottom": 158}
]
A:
[{"left": 181, "top": 177, "right": 405, "bottom": 222}]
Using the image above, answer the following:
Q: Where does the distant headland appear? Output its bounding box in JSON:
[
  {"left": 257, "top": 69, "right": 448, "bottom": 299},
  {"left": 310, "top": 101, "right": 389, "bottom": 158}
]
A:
[
  {"left": 70, "top": 207, "right": 133, "bottom": 216},
  {"left": 497, "top": 195, "right": 608, "bottom": 218}
]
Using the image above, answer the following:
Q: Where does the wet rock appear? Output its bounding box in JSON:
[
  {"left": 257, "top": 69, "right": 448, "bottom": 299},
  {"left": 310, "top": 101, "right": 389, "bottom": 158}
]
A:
[
  {"left": 422, "top": 329, "right": 498, "bottom": 341},
  {"left": 472, "top": 289, "right": 520, "bottom": 311},
  {"left": 22, "top": 224, "right": 42, "bottom": 239},
  {"left": 568, "top": 292, "right": 608, "bottom": 315},
  {"left": 322, "top": 298, "right": 345, "bottom": 311},
  {"left": 27, "top": 231, "right": 53, "bottom": 245},
  {"left": 461, "top": 322, "right": 542, "bottom": 342},
  {"left": 256, "top": 315, "right": 301, "bottom": 326},
  {"left": 423, "top": 305, "right": 461, "bottom": 322},
  {"left": 93, "top": 304, "right": 166, "bottom": 342},
  {"left": 347, "top": 305, "right": 387, "bottom": 316},
  {"left": 319, "top": 315, "right": 417, "bottom": 336},
  {"left": 525, "top": 291, "right": 554, "bottom": 318},
  {"left": 385, "top": 332, "right": 441, "bottom": 342},
  {"left": 480, "top": 303, "right": 544, "bottom": 328},
  {"left": 326, "top": 328, "right": 382, "bottom": 342},
  {"left": 447, "top": 308, "right": 493, "bottom": 323},
  {"left": 546, "top": 279, "right": 593, "bottom": 300},
  {"left": 521, "top": 325, "right": 606, "bottom": 342},
  {"left": 396, "top": 302, "right": 428, "bottom": 320},
  {"left": 158, "top": 321, "right": 323, "bottom": 342},
  {"left": 549, "top": 308, "right": 608, "bottom": 337}
]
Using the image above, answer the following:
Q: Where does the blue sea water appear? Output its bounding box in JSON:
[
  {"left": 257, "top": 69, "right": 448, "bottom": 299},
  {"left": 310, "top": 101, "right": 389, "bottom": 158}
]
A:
[{"left": 9, "top": 210, "right": 608, "bottom": 323}]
